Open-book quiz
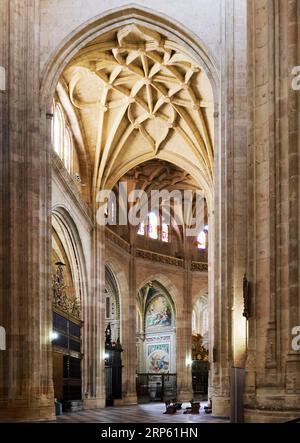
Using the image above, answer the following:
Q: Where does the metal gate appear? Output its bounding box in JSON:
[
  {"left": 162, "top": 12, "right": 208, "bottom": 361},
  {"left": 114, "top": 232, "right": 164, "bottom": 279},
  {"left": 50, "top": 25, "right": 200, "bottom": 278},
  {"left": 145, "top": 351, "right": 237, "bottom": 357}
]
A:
[
  {"left": 192, "top": 361, "right": 209, "bottom": 399},
  {"left": 136, "top": 373, "right": 177, "bottom": 403},
  {"left": 104, "top": 324, "right": 123, "bottom": 406},
  {"left": 105, "top": 366, "right": 113, "bottom": 406}
]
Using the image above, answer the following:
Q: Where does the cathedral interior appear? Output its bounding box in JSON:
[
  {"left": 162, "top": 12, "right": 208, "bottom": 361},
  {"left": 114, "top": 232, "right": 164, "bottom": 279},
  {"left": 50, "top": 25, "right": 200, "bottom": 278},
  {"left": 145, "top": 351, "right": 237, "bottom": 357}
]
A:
[{"left": 0, "top": 0, "right": 300, "bottom": 424}]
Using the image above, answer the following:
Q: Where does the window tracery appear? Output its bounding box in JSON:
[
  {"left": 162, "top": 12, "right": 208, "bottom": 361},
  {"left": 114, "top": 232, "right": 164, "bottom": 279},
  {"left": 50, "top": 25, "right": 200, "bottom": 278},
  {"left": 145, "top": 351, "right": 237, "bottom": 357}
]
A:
[
  {"left": 137, "top": 214, "right": 169, "bottom": 242},
  {"left": 197, "top": 225, "right": 208, "bottom": 250}
]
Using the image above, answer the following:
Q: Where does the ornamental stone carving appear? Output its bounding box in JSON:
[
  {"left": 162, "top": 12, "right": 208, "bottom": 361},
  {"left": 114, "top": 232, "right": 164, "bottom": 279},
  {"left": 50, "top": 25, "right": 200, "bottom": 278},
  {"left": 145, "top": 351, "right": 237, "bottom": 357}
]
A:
[
  {"left": 52, "top": 262, "right": 81, "bottom": 320},
  {"left": 136, "top": 248, "right": 184, "bottom": 267},
  {"left": 191, "top": 261, "right": 208, "bottom": 272}
]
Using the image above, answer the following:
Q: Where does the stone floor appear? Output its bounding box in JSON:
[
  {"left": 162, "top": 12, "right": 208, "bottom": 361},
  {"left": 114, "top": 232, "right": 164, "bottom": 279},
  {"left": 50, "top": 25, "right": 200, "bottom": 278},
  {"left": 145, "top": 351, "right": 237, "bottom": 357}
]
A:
[{"left": 56, "top": 402, "right": 228, "bottom": 423}]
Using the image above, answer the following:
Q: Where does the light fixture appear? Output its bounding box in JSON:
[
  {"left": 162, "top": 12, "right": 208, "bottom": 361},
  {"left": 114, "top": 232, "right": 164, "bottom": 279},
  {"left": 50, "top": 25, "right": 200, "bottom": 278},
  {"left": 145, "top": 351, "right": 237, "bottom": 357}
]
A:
[
  {"left": 104, "top": 353, "right": 109, "bottom": 360},
  {"left": 186, "top": 356, "right": 193, "bottom": 367},
  {"left": 51, "top": 331, "right": 59, "bottom": 341}
]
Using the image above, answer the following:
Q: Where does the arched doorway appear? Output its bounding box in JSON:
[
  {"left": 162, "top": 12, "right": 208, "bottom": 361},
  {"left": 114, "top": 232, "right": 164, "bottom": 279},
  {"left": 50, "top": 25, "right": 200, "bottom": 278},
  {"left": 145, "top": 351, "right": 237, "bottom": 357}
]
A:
[{"left": 136, "top": 281, "right": 176, "bottom": 402}]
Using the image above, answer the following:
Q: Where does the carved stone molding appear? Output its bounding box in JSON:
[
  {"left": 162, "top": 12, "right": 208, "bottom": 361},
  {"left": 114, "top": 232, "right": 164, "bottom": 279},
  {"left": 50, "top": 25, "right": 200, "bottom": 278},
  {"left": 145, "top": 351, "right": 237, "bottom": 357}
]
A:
[
  {"left": 52, "top": 262, "right": 81, "bottom": 320},
  {"left": 191, "top": 261, "right": 208, "bottom": 272},
  {"left": 105, "top": 229, "right": 209, "bottom": 271},
  {"left": 136, "top": 248, "right": 184, "bottom": 267}
]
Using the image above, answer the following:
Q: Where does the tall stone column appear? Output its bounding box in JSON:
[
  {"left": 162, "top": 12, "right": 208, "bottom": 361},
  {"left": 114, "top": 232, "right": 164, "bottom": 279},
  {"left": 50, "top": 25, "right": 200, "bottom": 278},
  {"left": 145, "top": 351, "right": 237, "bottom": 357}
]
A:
[
  {"left": 245, "top": 0, "right": 300, "bottom": 422},
  {"left": 118, "top": 235, "right": 137, "bottom": 405},
  {"left": 0, "top": 0, "right": 55, "bottom": 421},
  {"left": 83, "top": 225, "right": 105, "bottom": 408},
  {"left": 281, "top": 0, "right": 300, "bottom": 410},
  {"left": 211, "top": 0, "right": 248, "bottom": 418},
  {"left": 176, "top": 258, "right": 193, "bottom": 401}
]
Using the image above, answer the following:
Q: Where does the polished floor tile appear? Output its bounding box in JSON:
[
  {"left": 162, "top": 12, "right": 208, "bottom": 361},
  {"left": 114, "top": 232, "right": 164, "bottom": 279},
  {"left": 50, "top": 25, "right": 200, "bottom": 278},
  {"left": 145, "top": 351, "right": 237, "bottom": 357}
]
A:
[{"left": 55, "top": 402, "right": 228, "bottom": 423}]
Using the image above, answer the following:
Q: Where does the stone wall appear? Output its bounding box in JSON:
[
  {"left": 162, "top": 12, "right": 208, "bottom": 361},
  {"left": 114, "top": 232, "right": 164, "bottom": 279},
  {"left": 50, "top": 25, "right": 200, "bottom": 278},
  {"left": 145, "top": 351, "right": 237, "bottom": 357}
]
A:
[{"left": 0, "top": 0, "right": 55, "bottom": 421}]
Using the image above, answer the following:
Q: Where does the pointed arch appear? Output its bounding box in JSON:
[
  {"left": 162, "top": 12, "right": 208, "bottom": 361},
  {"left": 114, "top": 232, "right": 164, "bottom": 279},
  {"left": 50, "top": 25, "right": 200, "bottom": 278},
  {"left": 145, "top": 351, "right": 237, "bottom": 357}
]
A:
[
  {"left": 41, "top": 5, "right": 220, "bottom": 211},
  {"left": 41, "top": 5, "right": 219, "bottom": 109},
  {"left": 51, "top": 205, "right": 89, "bottom": 313},
  {"left": 137, "top": 273, "right": 180, "bottom": 312},
  {"left": 105, "top": 264, "right": 121, "bottom": 342}
]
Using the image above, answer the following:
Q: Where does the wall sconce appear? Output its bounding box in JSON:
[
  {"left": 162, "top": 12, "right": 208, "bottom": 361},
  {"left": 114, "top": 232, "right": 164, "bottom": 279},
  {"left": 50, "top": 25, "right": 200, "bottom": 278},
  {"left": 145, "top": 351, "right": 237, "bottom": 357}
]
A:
[
  {"left": 186, "top": 356, "right": 192, "bottom": 367},
  {"left": 104, "top": 351, "right": 110, "bottom": 366},
  {"left": 0, "top": 67, "right": 6, "bottom": 92},
  {"left": 50, "top": 331, "right": 59, "bottom": 341}
]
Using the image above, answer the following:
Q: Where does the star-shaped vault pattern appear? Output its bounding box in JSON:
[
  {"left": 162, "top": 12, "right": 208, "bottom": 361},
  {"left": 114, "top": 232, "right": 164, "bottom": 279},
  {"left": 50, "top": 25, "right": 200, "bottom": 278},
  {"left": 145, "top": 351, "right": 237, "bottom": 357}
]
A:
[{"left": 61, "top": 24, "right": 214, "bottom": 198}]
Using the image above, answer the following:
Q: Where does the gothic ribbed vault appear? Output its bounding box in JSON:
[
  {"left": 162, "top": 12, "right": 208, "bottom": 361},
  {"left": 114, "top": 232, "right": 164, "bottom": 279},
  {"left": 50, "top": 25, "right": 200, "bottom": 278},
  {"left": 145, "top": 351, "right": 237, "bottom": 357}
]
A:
[{"left": 58, "top": 24, "right": 214, "bottom": 201}]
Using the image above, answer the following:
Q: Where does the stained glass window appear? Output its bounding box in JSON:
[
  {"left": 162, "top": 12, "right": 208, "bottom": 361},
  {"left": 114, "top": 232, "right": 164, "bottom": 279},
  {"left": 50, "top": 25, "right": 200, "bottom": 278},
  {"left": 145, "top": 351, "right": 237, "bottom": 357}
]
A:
[
  {"left": 110, "top": 199, "right": 115, "bottom": 223},
  {"left": 53, "top": 102, "right": 74, "bottom": 175},
  {"left": 148, "top": 212, "right": 158, "bottom": 239},
  {"left": 137, "top": 221, "right": 145, "bottom": 235},
  {"left": 197, "top": 230, "right": 207, "bottom": 249},
  {"left": 192, "top": 310, "right": 197, "bottom": 333},
  {"left": 64, "top": 128, "right": 72, "bottom": 173},
  {"left": 53, "top": 104, "right": 63, "bottom": 156},
  {"left": 161, "top": 223, "right": 169, "bottom": 242},
  {"left": 137, "top": 214, "right": 169, "bottom": 242}
]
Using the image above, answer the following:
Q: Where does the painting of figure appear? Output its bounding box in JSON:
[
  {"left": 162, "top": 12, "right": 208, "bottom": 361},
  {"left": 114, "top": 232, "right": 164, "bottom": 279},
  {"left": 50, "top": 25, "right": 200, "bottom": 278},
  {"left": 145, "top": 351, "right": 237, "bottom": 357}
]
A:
[
  {"left": 146, "top": 296, "right": 172, "bottom": 329},
  {"left": 148, "top": 349, "right": 169, "bottom": 374}
]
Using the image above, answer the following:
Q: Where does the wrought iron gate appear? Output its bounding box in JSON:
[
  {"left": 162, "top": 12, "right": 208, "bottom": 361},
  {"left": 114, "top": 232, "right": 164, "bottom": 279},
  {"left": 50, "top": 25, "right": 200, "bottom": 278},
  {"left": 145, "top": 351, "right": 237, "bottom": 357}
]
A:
[
  {"left": 104, "top": 324, "right": 123, "bottom": 406},
  {"left": 192, "top": 360, "right": 209, "bottom": 399}
]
